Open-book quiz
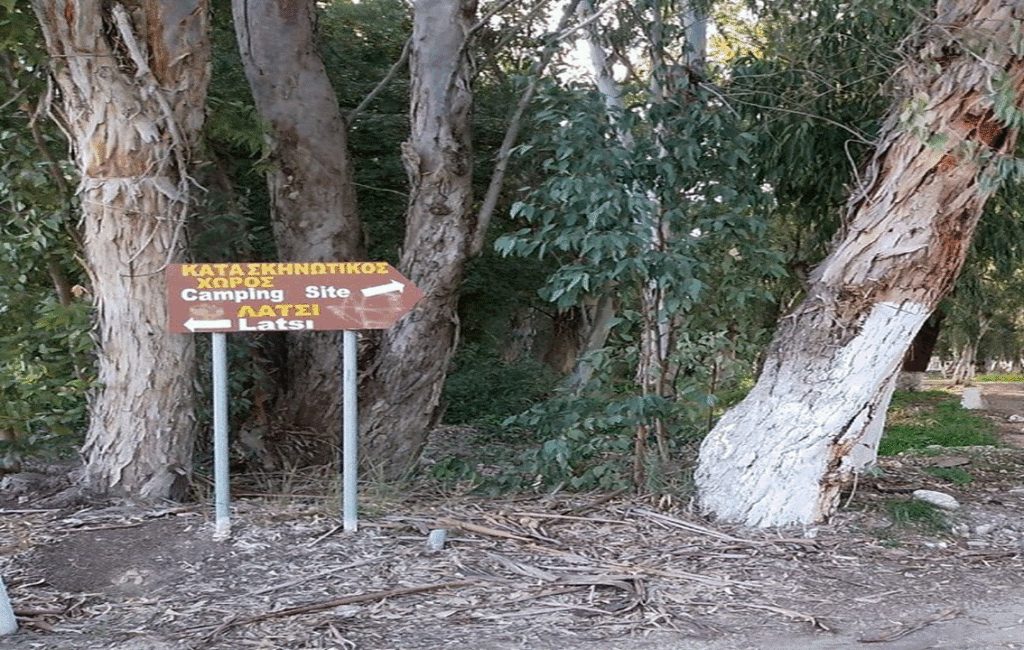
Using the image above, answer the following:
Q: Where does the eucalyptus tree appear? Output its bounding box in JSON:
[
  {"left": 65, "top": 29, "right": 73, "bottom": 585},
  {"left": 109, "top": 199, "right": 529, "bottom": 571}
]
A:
[
  {"left": 358, "top": 0, "right": 479, "bottom": 477},
  {"left": 497, "top": 0, "right": 785, "bottom": 487},
  {"left": 231, "top": 0, "right": 365, "bottom": 436},
  {"left": 696, "top": 0, "right": 1024, "bottom": 527},
  {"left": 31, "top": 0, "right": 209, "bottom": 499},
  {"left": 228, "top": 0, "right": 567, "bottom": 476}
]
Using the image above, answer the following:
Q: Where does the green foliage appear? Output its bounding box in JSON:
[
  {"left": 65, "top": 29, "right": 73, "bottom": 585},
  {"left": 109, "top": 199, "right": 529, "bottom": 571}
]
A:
[
  {"left": 497, "top": 82, "right": 783, "bottom": 315},
  {"left": 0, "top": 0, "right": 92, "bottom": 460},
  {"left": 924, "top": 466, "right": 974, "bottom": 485},
  {"left": 491, "top": 70, "right": 782, "bottom": 489},
  {"left": 494, "top": 394, "right": 652, "bottom": 491},
  {"left": 442, "top": 344, "right": 557, "bottom": 428},
  {"left": 726, "top": 0, "right": 933, "bottom": 268},
  {"left": 491, "top": 380, "right": 753, "bottom": 494},
  {"left": 880, "top": 390, "right": 998, "bottom": 456},
  {"left": 885, "top": 499, "right": 950, "bottom": 532},
  {"left": 319, "top": 0, "right": 412, "bottom": 262},
  {"left": 0, "top": 298, "right": 93, "bottom": 457}
]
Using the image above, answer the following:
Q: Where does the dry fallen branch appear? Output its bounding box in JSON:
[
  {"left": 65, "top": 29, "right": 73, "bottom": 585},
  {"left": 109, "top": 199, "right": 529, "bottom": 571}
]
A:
[
  {"left": 858, "top": 607, "right": 961, "bottom": 643},
  {"left": 510, "top": 511, "right": 630, "bottom": 526},
  {"left": 200, "top": 580, "right": 476, "bottom": 640},
  {"left": 734, "top": 602, "right": 833, "bottom": 632},
  {"left": 626, "top": 507, "right": 759, "bottom": 544},
  {"left": 438, "top": 517, "right": 537, "bottom": 543}
]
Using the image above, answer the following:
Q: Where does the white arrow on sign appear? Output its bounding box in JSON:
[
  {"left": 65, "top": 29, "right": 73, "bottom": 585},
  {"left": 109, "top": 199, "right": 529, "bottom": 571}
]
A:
[
  {"left": 361, "top": 280, "right": 405, "bottom": 297},
  {"left": 185, "top": 317, "right": 233, "bottom": 332}
]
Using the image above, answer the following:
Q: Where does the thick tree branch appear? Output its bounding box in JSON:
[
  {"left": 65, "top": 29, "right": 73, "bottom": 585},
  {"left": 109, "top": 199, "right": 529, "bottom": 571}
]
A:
[
  {"left": 347, "top": 37, "right": 411, "bottom": 125},
  {"left": 471, "top": 0, "right": 583, "bottom": 255}
]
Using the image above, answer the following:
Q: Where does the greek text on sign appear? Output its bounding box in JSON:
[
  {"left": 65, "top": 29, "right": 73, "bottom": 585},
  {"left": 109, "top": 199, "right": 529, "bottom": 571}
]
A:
[{"left": 166, "top": 262, "right": 423, "bottom": 333}]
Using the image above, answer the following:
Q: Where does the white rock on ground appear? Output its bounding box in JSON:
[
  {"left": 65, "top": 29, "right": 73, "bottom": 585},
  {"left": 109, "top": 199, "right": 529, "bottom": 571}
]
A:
[
  {"left": 0, "top": 576, "right": 16, "bottom": 636},
  {"left": 961, "top": 387, "right": 985, "bottom": 409},
  {"left": 912, "top": 489, "right": 961, "bottom": 510}
]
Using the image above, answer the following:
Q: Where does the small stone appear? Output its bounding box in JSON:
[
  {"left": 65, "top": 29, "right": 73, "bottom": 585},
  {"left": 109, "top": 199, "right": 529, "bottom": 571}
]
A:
[
  {"left": 961, "top": 387, "right": 985, "bottom": 409},
  {"left": 912, "top": 489, "right": 960, "bottom": 510},
  {"left": 974, "top": 523, "right": 996, "bottom": 536},
  {"left": 952, "top": 523, "right": 971, "bottom": 537},
  {"left": 426, "top": 529, "right": 447, "bottom": 552},
  {"left": 1009, "top": 414, "right": 1024, "bottom": 422}
]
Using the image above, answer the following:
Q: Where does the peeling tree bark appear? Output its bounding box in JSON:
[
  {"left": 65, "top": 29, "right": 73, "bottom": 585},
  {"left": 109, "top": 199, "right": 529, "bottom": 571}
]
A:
[
  {"left": 359, "top": 0, "right": 476, "bottom": 479},
  {"left": 696, "top": 0, "right": 1024, "bottom": 527},
  {"left": 31, "top": 0, "right": 209, "bottom": 499},
  {"left": 232, "top": 0, "right": 365, "bottom": 436}
]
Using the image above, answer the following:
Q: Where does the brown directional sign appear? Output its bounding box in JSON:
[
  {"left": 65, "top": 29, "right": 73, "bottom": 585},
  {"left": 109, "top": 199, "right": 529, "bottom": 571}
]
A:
[{"left": 166, "top": 262, "right": 423, "bottom": 333}]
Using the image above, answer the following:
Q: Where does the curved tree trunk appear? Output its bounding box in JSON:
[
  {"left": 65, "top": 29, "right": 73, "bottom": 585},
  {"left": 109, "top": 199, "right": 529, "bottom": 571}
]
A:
[
  {"left": 232, "top": 0, "right": 365, "bottom": 435},
  {"left": 898, "top": 309, "right": 945, "bottom": 390},
  {"left": 32, "top": 0, "right": 209, "bottom": 499},
  {"left": 360, "top": 0, "right": 476, "bottom": 479},
  {"left": 696, "top": 0, "right": 1024, "bottom": 527}
]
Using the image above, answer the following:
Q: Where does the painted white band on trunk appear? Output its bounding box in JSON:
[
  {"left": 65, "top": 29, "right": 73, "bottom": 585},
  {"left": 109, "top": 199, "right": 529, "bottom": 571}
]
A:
[{"left": 696, "top": 300, "right": 931, "bottom": 527}]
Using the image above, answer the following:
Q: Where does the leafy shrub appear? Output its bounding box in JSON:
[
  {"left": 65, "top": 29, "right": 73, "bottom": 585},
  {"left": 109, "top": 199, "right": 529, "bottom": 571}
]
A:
[
  {"left": 493, "top": 394, "right": 638, "bottom": 491},
  {"left": 486, "top": 389, "right": 712, "bottom": 492},
  {"left": 0, "top": 297, "right": 93, "bottom": 459},
  {"left": 442, "top": 344, "right": 557, "bottom": 429}
]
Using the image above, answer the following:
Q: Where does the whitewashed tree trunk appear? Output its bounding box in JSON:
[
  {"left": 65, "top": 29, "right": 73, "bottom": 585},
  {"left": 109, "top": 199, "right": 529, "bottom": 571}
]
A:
[
  {"left": 359, "top": 0, "right": 476, "bottom": 478},
  {"left": 32, "top": 0, "right": 209, "bottom": 499},
  {"left": 696, "top": 0, "right": 1024, "bottom": 527},
  {"left": 233, "top": 0, "right": 364, "bottom": 436}
]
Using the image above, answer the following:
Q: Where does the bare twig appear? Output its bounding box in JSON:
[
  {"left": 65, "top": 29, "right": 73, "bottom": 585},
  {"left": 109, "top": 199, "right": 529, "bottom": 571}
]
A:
[
  {"left": 439, "top": 517, "right": 535, "bottom": 543},
  {"left": 735, "top": 602, "right": 833, "bottom": 632},
  {"left": 471, "top": 0, "right": 584, "bottom": 255},
  {"left": 627, "top": 507, "right": 758, "bottom": 544},
  {"left": 858, "top": 608, "right": 960, "bottom": 643},
  {"left": 203, "top": 580, "right": 475, "bottom": 639},
  {"left": 346, "top": 37, "right": 411, "bottom": 125}
]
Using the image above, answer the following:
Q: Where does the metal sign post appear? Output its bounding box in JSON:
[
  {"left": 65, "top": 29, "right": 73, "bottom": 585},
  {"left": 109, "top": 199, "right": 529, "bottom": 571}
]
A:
[
  {"left": 211, "top": 332, "right": 230, "bottom": 539},
  {"left": 342, "top": 330, "right": 358, "bottom": 532},
  {"left": 167, "top": 263, "right": 422, "bottom": 537}
]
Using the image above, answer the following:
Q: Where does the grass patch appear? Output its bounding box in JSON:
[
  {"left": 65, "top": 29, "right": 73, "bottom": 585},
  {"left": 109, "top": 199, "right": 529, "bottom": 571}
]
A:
[
  {"left": 923, "top": 466, "right": 974, "bottom": 485},
  {"left": 885, "top": 498, "right": 950, "bottom": 532},
  {"left": 880, "top": 390, "right": 997, "bottom": 456},
  {"left": 972, "top": 373, "right": 1024, "bottom": 382}
]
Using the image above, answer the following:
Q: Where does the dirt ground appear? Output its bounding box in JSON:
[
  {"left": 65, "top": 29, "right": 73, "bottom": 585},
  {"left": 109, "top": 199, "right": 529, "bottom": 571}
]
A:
[{"left": 1, "top": 383, "right": 1023, "bottom": 650}]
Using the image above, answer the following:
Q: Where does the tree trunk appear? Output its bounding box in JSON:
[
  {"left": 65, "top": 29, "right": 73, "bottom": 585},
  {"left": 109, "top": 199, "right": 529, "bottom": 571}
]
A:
[
  {"left": 359, "top": 0, "right": 476, "bottom": 479},
  {"left": 232, "top": 0, "right": 365, "bottom": 436},
  {"left": 696, "top": 0, "right": 1024, "bottom": 528},
  {"left": 949, "top": 341, "right": 978, "bottom": 383},
  {"left": 898, "top": 309, "right": 944, "bottom": 390},
  {"left": 950, "top": 315, "right": 990, "bottom": 383},
  {"left": 903, "top": 310, "right": 945, "bottom": 372},
  {"left": 32, "top": 0, "right": 209, "bottom": 499}
]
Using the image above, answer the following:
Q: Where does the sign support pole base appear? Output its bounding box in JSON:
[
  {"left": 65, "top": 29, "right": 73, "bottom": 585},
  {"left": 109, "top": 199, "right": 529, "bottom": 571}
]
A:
[
  {"left": 212, "top": 332, "right": 230, "bottom": 540},
  {"left": 342, "top": 330, "right": 358, "bottom": 532}
]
